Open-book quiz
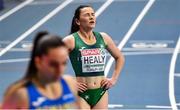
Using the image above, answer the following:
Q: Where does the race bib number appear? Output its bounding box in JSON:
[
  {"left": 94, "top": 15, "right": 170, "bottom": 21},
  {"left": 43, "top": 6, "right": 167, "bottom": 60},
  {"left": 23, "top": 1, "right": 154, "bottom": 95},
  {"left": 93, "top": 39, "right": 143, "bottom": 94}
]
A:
[{"left": 80, "top": 48, "right": 106, "bottom": 73}]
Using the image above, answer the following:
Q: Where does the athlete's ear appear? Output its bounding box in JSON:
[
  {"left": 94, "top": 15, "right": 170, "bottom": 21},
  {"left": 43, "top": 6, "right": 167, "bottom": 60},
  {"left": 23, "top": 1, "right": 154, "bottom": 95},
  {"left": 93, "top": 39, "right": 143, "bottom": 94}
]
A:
[
  {"left": 75, "top": 18, "right": 80, "bottom": 26},
  {"left": 35, "top": 56, "right": 42, "bottom": 70}
]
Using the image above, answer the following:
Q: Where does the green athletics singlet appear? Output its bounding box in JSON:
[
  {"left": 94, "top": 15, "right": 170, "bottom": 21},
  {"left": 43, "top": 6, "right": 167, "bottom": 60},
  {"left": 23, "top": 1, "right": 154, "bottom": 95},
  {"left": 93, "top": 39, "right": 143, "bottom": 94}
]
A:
[{"left": 69, "top": 32, "right": 107, "bottom": 77}]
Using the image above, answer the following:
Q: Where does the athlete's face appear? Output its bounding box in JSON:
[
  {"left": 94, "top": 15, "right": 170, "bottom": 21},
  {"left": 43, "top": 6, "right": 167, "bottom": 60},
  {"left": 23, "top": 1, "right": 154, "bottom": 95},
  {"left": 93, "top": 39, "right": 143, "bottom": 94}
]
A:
[
  {"left": 36, "top": 47, "right": 68, "bottom": 81},
  {"left": 76, "top": 7, "right": 96, "bottom": 30}
]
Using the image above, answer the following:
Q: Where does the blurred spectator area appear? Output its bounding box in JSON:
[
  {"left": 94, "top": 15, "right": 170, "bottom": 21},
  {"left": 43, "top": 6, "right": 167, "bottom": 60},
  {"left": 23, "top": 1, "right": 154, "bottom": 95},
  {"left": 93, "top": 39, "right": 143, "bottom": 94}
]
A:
[
  {"left": 0, "top": 0, "right": 4, "bottom": 10},
  {"left": 0, "top": 0, "right": 23, "bottom": 15}
]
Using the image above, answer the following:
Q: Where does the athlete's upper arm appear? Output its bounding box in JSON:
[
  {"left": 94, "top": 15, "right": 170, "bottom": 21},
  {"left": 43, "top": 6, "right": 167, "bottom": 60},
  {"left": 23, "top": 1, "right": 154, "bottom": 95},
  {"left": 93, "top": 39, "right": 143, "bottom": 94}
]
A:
[
  {"left": 63, "top": 75, "right": 77, "bottom": 95},
  {"left": 2, "top": 87, "right": 28, "bottom": 109},
  {"left": 63, "top": 75, "right": 79, "bottom": 108},
  {"left": 100, "top": 32, "right": 122, "bottom": 59},
  {"left": 63, "top": 35, "right": 75, "bottom": 52}
]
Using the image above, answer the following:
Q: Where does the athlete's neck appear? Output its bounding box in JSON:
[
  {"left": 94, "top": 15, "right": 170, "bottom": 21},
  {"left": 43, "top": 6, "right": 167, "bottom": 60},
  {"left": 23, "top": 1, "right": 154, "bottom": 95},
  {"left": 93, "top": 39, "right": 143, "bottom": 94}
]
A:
[
  {"left": 34, "top": 72, "right": 58, "bottom": 88},
  {"left": 78, "top": 29, "right": 94, "bottom": 40},
  {"left": 33, "top": 73, "right": 61, "bottom": 99}
]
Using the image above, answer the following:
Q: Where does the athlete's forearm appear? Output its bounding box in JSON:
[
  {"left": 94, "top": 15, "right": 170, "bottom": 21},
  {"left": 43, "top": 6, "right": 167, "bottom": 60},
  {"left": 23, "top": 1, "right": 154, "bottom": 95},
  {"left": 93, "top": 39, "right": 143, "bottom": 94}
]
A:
[{"left": 112, "top": 53, "right": 125, "bottom": 81}]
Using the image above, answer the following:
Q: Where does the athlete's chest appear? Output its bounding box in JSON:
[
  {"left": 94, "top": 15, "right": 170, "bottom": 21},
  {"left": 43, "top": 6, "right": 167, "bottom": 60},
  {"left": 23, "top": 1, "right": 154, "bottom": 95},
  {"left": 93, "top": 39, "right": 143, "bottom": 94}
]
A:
[
  {"left": 77, "top": 45, "right": 107, "bottom": 72},
  {"left": 31, "top": 93, "right": 75, "bottom": 109}
]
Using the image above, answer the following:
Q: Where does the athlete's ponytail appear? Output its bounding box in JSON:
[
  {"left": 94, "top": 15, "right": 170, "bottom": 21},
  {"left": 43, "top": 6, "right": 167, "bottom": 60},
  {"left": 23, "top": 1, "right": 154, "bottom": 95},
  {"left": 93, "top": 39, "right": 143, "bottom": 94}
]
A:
[
  {"left": 3, "top": 31, "right": 66, "bottom": 99},
  {"left": 25, "top": 31, "right": 66, "bottom": 81},
  {"left": 3, "top": 31, "right": 48, "bottom": 99},
  {"left": 25, "top": 31, "right": 49, "bottom": 80},
  {"left": 70, "top": 5, "right": 91, "bottom": 34}
]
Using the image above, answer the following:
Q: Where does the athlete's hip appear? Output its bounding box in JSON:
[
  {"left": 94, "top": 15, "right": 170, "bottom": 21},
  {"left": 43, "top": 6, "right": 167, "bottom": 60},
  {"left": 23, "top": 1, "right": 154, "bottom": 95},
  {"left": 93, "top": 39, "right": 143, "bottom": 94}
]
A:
[{"left": 76, "top": 76, "right": 105, "bottom": 89}]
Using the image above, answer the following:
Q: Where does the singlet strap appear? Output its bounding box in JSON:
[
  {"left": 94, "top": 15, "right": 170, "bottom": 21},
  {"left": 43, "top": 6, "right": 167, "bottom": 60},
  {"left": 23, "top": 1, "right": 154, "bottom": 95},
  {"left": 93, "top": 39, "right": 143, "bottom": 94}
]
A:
[
  {"left": 60, "top": 78, "right": 72, "bottom": 95},
  {"left": 93, "top": 32, "right": 107, "bottom": 48},
  {"left": 26, "top": 82, "right": 41, "bottom": 108}
]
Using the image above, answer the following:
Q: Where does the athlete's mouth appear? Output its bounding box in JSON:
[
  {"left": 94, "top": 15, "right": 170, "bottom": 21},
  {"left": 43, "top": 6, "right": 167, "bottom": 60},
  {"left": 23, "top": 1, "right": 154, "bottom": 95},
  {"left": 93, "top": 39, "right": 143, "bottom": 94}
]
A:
[{"left": 89, "top": 21, "right": 95, "bottom": 24}]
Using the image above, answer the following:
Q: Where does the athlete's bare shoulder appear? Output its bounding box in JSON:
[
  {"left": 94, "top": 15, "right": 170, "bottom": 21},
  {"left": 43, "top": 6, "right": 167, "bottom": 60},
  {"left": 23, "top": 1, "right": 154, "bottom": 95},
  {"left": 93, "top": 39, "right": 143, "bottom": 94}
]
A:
[
  {"left": 63, "top": 34, "right": 75, "bottom": 51},
  {"left": 62, "top": 75, "right": 77, "bottom": 95},
  {"left": 2, "top": 83, "right": 28, "bottom": 108},
  {"left": 99, "top": 32, "right": 112, "bottom": 45}
]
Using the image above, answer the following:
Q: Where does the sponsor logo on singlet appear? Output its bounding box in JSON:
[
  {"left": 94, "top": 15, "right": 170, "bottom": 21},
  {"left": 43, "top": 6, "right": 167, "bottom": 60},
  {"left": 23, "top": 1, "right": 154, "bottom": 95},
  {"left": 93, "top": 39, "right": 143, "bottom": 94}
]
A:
[
  {"left": 62, "top": 93, "right": 74, "bottom": 100},
  {"left": 32, "top": 93, "right": 74, "bottom": 109},
  {"left": 32, "top": 97, "right": 47, "bottom": 107},
  {"left": 80, "top": 45, "right": 106, "bottom": 73}
]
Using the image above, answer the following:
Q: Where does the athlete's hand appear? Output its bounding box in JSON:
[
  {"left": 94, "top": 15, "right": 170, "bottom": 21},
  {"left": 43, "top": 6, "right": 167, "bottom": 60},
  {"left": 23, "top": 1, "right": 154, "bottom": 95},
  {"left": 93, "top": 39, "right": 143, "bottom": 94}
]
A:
[
  {"left": 77, "top": 82, "right": 88, "bottom": 93},
  {"left": 101, "top": 78, "right": 117, "bottom": 90}
]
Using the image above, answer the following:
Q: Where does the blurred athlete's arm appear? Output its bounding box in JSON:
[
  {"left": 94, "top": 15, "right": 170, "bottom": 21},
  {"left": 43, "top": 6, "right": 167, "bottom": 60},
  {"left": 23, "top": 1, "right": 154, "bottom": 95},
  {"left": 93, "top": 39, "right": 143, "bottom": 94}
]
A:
[
  {"left": 63, "top": 75, "right": 80, "bottom": 108},
  {"left": 100, "top": 32, "right": 125, "bottom": 89},
  {"left": 2, "top": 86, "right": 28, "bottom": 109}
]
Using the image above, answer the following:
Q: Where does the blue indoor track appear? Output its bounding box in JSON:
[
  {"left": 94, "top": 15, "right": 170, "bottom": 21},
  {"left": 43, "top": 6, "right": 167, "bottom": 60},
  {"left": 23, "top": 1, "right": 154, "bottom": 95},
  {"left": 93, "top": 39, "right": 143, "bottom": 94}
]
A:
[{"left": 0, "top": 0, "right": 180, "bottom": 109}]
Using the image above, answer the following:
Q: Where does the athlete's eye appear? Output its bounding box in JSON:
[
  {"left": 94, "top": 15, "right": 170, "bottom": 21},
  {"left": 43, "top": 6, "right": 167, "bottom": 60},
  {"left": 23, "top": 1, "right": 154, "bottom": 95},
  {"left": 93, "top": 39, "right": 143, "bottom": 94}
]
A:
[
  {"left": 84, "top": 13, "right": 92, "bottom": 17},
  {"left": 62, "top": 61, "right": 67, "bottom": 66},
  {"left": 49, "top": 61, "right": 59, "bottom": 68}
]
